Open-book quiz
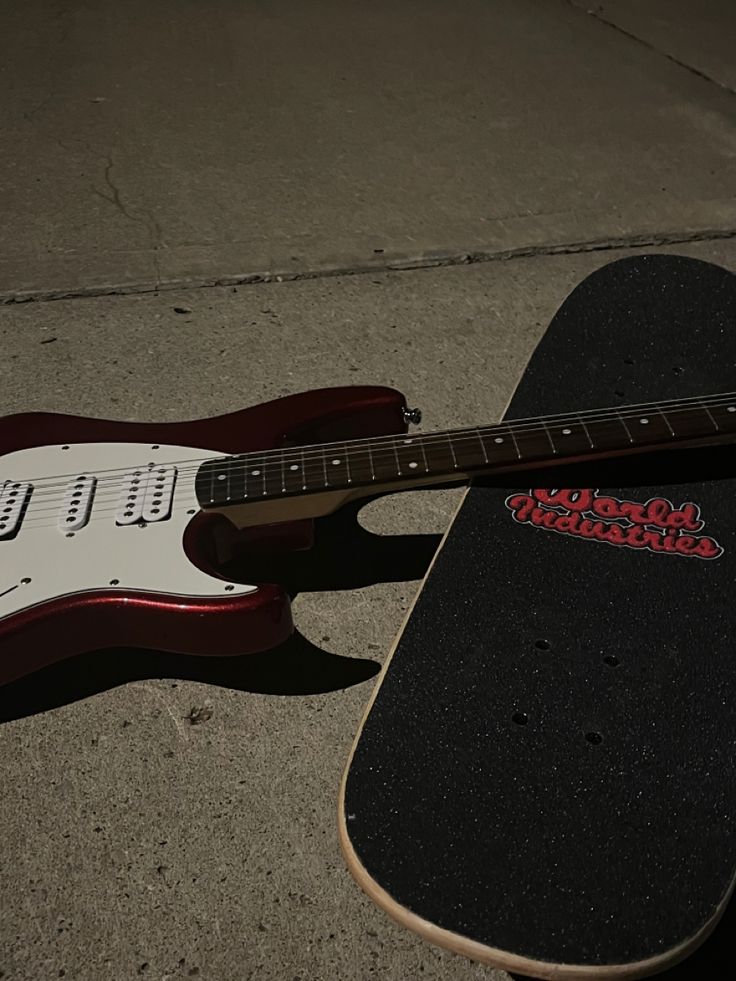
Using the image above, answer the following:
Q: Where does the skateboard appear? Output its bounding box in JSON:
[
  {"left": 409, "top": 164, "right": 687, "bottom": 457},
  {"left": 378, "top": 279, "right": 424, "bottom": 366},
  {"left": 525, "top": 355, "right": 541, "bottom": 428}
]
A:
[{"left": 339, "top": 254, "right": 736, "bottom": 979}]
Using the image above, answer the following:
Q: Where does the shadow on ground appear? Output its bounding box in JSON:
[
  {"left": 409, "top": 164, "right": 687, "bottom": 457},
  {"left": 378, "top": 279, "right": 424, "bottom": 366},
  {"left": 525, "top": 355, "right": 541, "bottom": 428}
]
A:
[{"left": 0, "top": 504, "right": 442, "bottom": 723}]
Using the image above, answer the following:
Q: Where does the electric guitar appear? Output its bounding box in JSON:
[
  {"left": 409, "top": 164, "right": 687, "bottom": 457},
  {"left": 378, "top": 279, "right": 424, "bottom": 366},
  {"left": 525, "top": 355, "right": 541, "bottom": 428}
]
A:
[{"left": 1, "top": 385, "right": 735, "bottom": 685}]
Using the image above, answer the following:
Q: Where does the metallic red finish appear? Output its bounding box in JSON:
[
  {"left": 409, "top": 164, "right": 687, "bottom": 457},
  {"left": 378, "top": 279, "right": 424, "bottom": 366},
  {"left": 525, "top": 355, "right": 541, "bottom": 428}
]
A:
[
  {"left": 0, "top": 386, "right": 407, "bottom": 455},
  {"left": 0, "top": 386, "right": 408, "bottom": 685},
  {"left": 0, "top": 586, "right": 291, "bottom": 685}
]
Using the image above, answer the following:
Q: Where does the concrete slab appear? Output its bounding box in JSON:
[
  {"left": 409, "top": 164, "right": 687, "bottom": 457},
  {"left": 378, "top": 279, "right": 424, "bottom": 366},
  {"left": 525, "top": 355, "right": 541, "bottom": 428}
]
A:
[
  {"left": 1, "top": 1, "right": 735, "bottom": 300},
  {"left": 571, "top": 0, "right": 736, "bottom": 93},
  {"left": 1, "top": 240, "right": 734, "bottom": 980}
]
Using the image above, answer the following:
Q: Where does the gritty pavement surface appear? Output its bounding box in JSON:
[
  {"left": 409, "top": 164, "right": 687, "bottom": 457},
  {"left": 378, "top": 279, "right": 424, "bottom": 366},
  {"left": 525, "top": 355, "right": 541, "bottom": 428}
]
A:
[
  {"left": 1, "top": 2, "right": 735, "bottom": 980},
  {"left": 1, "top": 0, "right": 735, "bottom": 299}
]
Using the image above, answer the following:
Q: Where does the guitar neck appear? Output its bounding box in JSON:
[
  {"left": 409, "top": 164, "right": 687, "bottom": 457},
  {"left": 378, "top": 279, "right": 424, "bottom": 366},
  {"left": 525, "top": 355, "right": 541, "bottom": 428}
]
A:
[{"left": 196, "top": 394, "right": 736, "bottom": 516}]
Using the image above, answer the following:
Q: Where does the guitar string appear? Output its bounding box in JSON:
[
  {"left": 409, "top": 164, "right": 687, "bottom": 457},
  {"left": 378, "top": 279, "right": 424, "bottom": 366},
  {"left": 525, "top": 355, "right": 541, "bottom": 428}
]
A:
[
  {"left": 13, "top": 389, "right": 736, "bottom": 494},
  {"left": 6, "top": 391, "right": 736, "bottom": 506},
  {"left": 13, "top": 413, "right": 736, "bottom": 531},
  {"left": 5, "top": 394, "right": 736, "bottom": 525}
]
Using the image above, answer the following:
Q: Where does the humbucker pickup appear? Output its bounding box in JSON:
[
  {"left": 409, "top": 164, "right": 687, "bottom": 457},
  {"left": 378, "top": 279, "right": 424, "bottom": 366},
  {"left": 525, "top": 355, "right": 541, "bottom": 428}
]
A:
[{"left": 116, "top": 466, "right": 177, "bottom": 525}]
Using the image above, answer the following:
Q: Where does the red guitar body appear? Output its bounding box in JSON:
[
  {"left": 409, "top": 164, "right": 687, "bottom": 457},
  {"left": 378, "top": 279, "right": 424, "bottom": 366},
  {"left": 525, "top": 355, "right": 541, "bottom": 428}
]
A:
[{"left": 0, "top": 386, "right": 408, "bottom": 684}]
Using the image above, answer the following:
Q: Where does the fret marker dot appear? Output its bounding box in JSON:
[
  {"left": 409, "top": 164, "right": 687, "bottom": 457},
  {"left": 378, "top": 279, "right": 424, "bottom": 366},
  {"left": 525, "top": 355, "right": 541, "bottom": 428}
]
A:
[
  {"left": 409, "top": 461, "right": 418, "bottom": 469},
  {"left": 404, "top": 439, "right": 413, "bottom": 444},
  {"left": 289, "top": 464, "right": 299, "bottom": 471},
  {"left": 640, "top": 418, "right": 649, "bottom": 424},
  {"left": 217, "top": 474, "right": 226, "bottom": 481},
  {"left": 251, "top": 469, "right": 261, "bottom": 476},
  {"left": 562, "top": 428, "right": 571, "bottom": 435},
  {"left": 728, "top": 406, "right": 735, "bottom": 412},
  {"left": 494, "top": 437, "right": 504, "bottom": 444},
  {"left": 331, "top": 459, "right": 341, "bottom": 465}
]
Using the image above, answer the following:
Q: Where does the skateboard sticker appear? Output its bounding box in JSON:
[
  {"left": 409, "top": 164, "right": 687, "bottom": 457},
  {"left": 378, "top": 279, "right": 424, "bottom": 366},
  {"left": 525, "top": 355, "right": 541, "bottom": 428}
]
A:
[{"left": 505, "top": 488, "right": 723, "bottom": 560}]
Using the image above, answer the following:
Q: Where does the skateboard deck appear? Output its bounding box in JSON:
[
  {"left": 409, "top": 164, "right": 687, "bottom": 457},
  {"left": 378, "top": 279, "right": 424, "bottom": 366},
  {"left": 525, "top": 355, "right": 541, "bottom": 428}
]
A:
[{"left": 339, "top": 254, "right": 736, "bottom": 980}]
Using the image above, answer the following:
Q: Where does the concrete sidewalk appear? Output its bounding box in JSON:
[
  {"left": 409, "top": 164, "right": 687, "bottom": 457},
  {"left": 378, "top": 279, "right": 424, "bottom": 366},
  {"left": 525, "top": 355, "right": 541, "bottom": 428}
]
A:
[
  {"left": 1, "top": 0, "right": 734, "bottom": 299},
  {"left": 1, "top": 2, "right": 735, "bottom": 980}
]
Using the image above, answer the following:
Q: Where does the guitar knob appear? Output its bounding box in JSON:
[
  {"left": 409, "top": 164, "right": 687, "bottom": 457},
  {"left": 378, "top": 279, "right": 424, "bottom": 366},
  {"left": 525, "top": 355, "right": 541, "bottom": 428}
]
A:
[{"left": 403, "top": 407, "right": 422, "bottom": 425}]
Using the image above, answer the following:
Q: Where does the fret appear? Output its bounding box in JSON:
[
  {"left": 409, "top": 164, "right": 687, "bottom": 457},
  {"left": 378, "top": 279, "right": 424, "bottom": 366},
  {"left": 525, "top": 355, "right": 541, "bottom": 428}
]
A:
[
  {"left": 369, "top": 439, "right": 403, "bottom": 483},
  {"left": 577, "top": 415, "right": 594, "bottom": 449},
  {"left": 323, "top": 445, "right": 351, "bottom": 487},
  {"left": 395, "top": 435, "right": 428, "bottom": 475},
  {"left": 228, "top": 454, "right": 248, "bottom": 503},
  {"left": 657, "top": 404, "right": 708, "bottom": 439},
  {"left": 199, "top": 457, "right": 230, "bottom": 506},
  {"left": 540, "top": 418, "right": 600, "bottom": 458},
  {"left": 655, "top": 404, "right": 675, "bottom": 436},
  {"left": 282, "top": 448, "right": 306, "bottom": 494},
  {"left": 242, "top": 451, "right": 268, "bottom": 497},
  {"left": 512, "top": 420, "right": 563, "bottom": 462},
  {"left": 346, "top": 443, "right": 375, "bottom": 486},
  {"left": 702, "top": 402, "right": 720, "bottom": 432},
  {"left": 616, "top": 409, "right": 674, "bottom": 446},
  {"left": 265, "top": 451, "right": 284, "bottom": 497},
  {"left": 209, "top": 459, "right": 218, "bottom": 504},
  {"left": 345, "top": 443, "right": 353, "bottom": 484},
  {"left": 300, "top": 446, "right": 325, "bottom": 492},
  {"left": 421, "top": 433, "right": 459, "bottom": 476},
  {"left": 508, "top": 425, "right": 522, "bottom": 461},
  {"left": 539, "top": 419, "right": 557, "bottom": 455},
  {"left": 476, "top": 430, "right": 489, "bottom": 464},
  {"left": 701, "top": 400, "right": 736, "bottom": 434},
  {"left": 478, "top": 426, "right": 521, "bottom": 466},
  {"left": 582, "top": 412, "right": 664, "bottom": 451},
  {"left": 616, "top": 411, "right": 634, "bottom": 443},
  {"left": 448, "top": 430, "right": 487, "bottom": 470}
]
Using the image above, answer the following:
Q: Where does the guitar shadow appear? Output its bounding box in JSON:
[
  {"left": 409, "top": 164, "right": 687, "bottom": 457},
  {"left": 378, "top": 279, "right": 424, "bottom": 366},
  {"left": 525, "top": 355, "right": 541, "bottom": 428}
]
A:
[{"left": 0, "top": 503, "right": 442, "bottom": 724}]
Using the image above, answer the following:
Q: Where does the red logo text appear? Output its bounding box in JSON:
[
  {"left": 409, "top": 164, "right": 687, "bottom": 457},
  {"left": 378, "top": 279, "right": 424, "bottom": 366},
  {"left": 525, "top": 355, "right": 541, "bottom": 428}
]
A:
[{"left": 504, "top": 488, "right": 723, "bottom": 560}]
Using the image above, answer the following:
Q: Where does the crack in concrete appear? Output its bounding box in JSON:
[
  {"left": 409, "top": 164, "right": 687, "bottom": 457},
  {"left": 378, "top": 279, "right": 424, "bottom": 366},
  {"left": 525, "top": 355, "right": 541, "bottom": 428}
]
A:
[
  {"left": 571, "top": 2, "right": 735, "bottom": 97},
  {"left": 91, "top": 154, "right": 163, "bottom": 288},
  {"left": 2, "top": 227, "right": 734, "bottom": 305},
  {"left": 53, "top": 135, "right": 162, "bottom": 288}
]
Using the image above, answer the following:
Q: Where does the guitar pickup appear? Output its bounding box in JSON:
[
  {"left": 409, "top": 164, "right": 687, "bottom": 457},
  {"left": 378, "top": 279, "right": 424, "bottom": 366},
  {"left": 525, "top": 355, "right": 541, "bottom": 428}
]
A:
[
  {"left": 116, "top": 466, "right": 177, "bottom": 526},
  {"left": 0, "top": 481, "right": 33, "bottom": 540},
  {"left": 58, "top": 475, "right": 97, "bottom": 533}
]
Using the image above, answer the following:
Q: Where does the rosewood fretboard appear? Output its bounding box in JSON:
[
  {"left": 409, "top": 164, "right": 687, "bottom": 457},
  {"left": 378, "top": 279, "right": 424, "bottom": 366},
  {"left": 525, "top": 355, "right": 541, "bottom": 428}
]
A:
[{"left": 195, "top": 394, "right": 736, "bottom": 510}]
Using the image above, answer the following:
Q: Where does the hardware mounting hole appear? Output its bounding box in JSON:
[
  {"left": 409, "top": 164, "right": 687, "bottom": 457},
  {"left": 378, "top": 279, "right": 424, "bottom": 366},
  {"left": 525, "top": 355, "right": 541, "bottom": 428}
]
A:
[
  {"left": 603, "top": 655, "right": 619, "bottom": 667},
  {"left": 534, "top": 639, "right": 551, "bottom": 651},
  {"left": 585, "top": 732, "right": 603, "bottom": 745},
  {"left": 512, "top": 712, "right": 529, "bottom": 726}
]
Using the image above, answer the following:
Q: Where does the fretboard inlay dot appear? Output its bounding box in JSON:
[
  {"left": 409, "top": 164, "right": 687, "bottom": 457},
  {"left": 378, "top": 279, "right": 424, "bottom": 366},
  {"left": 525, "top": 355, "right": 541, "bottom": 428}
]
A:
[
  {"left": 409, "top": 461, "right": 418, "bottom": 469},
  {"left": 640, "top": 418, "right": 649, "bottom": 424},
  {"left": 289, "top": 464, "right": 299, "bottom": 471},
  {"left": 331, "top": 459, "right": 341, "bottom": 465},
  {"left": 562, "top": 428, "right": 571, "bottom": 435},
  {"left": 494, "top": 437, "right": 504, "bottom": 444},
  {"left": 728, "top": 406, "right": 735, "bottom": 412},
  {"left": 251, "top": 470, "right": 261, "bottom": 476}
]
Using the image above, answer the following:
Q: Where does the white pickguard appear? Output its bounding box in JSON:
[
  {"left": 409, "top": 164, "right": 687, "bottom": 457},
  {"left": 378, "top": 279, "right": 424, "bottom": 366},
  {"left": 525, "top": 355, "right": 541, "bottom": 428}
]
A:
[{"left": 0, "top": 441, "right": 257, "bottom": 621}]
